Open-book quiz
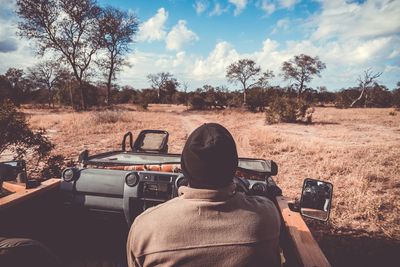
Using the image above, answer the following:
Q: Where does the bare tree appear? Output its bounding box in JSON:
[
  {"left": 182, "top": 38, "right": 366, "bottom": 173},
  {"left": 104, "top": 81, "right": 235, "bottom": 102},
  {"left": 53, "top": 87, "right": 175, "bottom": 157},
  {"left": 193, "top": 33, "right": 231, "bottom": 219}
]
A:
[
  {"left": 17, "top": 0, "right": 102, "bottom": 110},
  {"left": 282, "top": 54, "right": 326, "bottom": 97},
  {"left": 147, "top": 72, "right": 177, "bottom": 102},
  {"left": 350, "top": 69, "right": 382, "bottom": 107},
  {"left": 98, "top": 6, "right": 138, "bottom": 106},
  {"left": 226, "top": 59, "right": 273, "bottom": 105},
  {"left": 28, "top": 61, "right": 64, "bottom": 108}
]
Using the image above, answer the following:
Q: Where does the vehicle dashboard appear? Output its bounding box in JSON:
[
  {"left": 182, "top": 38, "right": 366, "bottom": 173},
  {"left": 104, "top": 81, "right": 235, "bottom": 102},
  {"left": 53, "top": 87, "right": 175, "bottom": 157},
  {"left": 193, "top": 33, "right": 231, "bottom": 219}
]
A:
[{"left": 60, "top": 151, "right": 278, "bottom": 225}]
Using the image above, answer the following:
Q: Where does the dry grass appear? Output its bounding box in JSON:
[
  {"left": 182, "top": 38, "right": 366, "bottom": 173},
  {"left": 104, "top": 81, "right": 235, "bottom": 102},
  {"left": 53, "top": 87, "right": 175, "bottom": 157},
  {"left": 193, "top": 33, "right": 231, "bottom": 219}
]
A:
[{"left": 6, "top": 105, "right": 400, "bottom": 241}]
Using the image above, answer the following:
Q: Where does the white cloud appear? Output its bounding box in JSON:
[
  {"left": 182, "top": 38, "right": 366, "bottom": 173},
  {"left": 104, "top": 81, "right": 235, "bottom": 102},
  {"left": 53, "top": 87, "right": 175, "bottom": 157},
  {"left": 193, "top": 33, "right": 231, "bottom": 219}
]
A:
[
  {"left": 279, "top": 0, "right": 298, "bottom": 9},
  {"left": 194, "top": 1, "right": 208, "bottom": 14},
  {"left": 137, "top": 8, "right": 168, "bottom": 42},
  {"left": 312, "top": 0, "right": 400, "bottom": 40},
  {"left": 193, "top": 41, "right": 239, "bottom": 80},
  {"left": 257, "top": 0, "right": 298, "bottom": 14},
  {"left": 229, "top": 0, "right": 248, "bottom": 15},
  {"left": 209, "top": 3, "right": 229, "bottom": 16},
  {"left": 118, "top": 28, "right": 399, "bottom": 89},
  {"left": 271, "top": 18, "right": 289, "bottom": 34},
  {"left": 389, "top": 48, "right": 400, "bottom": 59},
  {"left": 259, "top": 0, "right": 276, "bottom": 15},
  {"left": 0, "top": 0, "right": 38, "bottom": 72},
  {"left": 165, "top": 20, "right": 199, "bottom": 51}
]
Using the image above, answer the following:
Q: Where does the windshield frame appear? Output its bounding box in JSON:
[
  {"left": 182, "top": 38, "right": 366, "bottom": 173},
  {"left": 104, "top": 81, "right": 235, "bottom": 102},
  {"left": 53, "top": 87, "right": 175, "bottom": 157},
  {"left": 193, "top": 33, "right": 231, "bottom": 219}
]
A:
[{"left": 85, "top": 150, "right": 276, "bottom": 176}]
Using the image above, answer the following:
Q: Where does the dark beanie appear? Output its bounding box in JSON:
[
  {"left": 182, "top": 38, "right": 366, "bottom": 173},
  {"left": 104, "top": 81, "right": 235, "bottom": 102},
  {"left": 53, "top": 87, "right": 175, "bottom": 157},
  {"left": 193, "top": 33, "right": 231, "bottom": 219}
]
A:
[{"left": 181, "top": 123, "right": 238, "bottom": 189}]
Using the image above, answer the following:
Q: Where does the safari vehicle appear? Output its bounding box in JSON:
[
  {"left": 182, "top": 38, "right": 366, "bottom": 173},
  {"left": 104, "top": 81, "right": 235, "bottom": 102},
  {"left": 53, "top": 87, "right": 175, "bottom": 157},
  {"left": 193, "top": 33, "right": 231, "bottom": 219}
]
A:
[{"left": 0, "top": 130, "right": 333, "bottom": 267}]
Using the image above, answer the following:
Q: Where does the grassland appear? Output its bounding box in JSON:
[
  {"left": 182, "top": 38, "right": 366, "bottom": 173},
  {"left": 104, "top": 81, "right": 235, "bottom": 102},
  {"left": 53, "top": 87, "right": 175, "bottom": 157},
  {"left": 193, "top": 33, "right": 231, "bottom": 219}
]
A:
[{"left": 5, "top": 104, "right": 400, "bottom": 266}]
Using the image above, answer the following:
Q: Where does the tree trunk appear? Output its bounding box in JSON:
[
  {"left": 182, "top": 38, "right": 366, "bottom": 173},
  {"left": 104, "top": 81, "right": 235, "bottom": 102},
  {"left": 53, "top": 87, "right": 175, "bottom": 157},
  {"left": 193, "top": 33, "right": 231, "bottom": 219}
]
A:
[
  {"left": 298, "top": 79, "right": 304, "bottom": 98},
  {"left": 106, "top": 82, "right": 111, "bottom": 106},
  {"left": 68, "top": 83, "right": 75, "bottom": 110},
  {"left": 350, "top": 87, "right": 366, "bottom": 107},
  {"left": 243, "top": 89, "right": 247, "bottom": 106},
  {"left": 78, "top": 81, "right": 86, "bottom": 110},
  {"left": 48, "top": 87, "right": 52, "bottom": 108},
  {"left": 106, "top": 58, "right": 114, "bottom": 106}
]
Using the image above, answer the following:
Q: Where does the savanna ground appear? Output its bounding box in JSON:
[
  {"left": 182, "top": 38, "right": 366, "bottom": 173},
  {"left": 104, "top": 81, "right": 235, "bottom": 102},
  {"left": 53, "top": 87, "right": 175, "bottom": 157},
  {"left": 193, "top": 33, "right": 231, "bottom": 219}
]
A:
[{"left": 4, "top": 104, "right": 400, "bottom": 266}]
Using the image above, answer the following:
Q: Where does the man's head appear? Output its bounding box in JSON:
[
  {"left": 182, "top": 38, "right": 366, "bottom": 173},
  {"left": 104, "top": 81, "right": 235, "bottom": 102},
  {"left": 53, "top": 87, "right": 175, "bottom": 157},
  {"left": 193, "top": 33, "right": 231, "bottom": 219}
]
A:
[{"left": 181, "top": 123, "right": 238, "bottom": 189}]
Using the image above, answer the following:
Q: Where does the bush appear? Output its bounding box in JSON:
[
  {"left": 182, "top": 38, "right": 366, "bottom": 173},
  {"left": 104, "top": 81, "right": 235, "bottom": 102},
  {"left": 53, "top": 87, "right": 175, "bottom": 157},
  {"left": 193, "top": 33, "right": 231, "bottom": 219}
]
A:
[
  {"left": 41, "top": 155, "right": 65, "bottom": 179},
  {"left": 137, "top": 89, "right": 158, "bottom": 108},
  {"left": 0, "top": 100, "right": 53, "bottom": 159},
  {"left": 0, "top": 100, "right": 63, "bottom": 179},
  {"left": 91, "top": 110, "right": 128, "bottom": 124},
  {"left": 189, "top": 94, "right": 206, "bottom": 110},
  {"left": 265, "top": 96, "right": 314, "bottom": 124},
  {"left": 247, "top": 87, "right": 267, "bottom": 112}
]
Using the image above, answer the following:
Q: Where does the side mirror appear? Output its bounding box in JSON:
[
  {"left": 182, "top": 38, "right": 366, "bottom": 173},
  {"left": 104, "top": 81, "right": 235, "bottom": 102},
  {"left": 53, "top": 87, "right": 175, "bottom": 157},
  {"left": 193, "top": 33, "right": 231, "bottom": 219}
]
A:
[
  {"left": 300, "top": 178, "right": 333, "bottom": 222},
  {"left": 0, "top": 160, "right": 27, "bottom": 182}
]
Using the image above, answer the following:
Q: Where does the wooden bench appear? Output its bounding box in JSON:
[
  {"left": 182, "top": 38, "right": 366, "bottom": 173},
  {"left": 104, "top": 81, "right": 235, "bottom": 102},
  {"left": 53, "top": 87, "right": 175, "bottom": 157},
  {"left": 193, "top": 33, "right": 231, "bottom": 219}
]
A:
[
  {"left": 276, "top": 196, "right": 331, "bottom": 267},
  {"left": 0, "top": 179, "right": 60, "bottom": 211}
]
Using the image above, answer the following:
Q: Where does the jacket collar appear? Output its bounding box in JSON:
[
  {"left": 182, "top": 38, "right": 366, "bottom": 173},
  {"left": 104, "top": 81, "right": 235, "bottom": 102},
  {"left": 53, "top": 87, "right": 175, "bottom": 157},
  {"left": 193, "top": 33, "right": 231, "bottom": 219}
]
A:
[{"left": 178, "top": 183, "right": 236, "bottom": 201}]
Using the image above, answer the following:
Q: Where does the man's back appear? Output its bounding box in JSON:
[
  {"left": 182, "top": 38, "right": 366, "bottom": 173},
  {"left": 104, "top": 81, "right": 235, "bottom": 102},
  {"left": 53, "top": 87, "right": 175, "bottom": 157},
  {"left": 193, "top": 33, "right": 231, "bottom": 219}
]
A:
[{"left": 127, "top": 184, "right": 281, "bottom": 267}]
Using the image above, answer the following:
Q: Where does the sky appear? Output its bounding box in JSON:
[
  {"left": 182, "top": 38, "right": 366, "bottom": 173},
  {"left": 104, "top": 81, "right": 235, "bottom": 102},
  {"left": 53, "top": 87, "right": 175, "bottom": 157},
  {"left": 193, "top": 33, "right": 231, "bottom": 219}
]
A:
[{"left": 0, "top": 0, "right": 399, "bottom": 91}]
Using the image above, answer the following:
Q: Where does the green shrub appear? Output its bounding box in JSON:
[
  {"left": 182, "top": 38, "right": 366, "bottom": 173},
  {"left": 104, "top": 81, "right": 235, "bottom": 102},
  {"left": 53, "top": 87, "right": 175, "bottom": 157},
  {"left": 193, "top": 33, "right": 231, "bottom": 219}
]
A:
[{"left": 265, "top": 96, "right": 314, "bottom": 124}]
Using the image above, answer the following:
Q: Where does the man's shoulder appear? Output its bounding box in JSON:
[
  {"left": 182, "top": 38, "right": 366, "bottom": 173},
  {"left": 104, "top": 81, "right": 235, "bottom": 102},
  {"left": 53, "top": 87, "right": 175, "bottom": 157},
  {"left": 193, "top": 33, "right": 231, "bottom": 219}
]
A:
[
  {"left": 235, "top": 193, "right": 281, "bottom": 227},
  {"left": 238, "top": 193, "right": 278, "bottom": 212}
]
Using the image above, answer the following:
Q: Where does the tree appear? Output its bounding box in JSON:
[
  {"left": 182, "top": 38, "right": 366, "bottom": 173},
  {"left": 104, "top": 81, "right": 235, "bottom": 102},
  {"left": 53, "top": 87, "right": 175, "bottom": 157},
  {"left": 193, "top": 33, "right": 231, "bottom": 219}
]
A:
[
  {"left": 28, "top": 60, "right": 64, "bottom": 108},
  {"left": 0, "top": 76, "right": 13, "bottom": 103},
  {"left": 54, "top": 69, "right": 78, "bottom": 107},
  {"left": 350, "top": 69, "right": 382, "bottom": 107},
  {"left": 17, "top": 0, "right": 102, "bottom": 110},
  {"left": 0, "top": 101, "right": 53, "bottom": 160},
  {"left": 98, "top": 6, "right": 138, "bottom": 106},
  {"left": 282, "top": 54, "right": 326, "bottom": 97},
  {"left": 4, "top": 68, "right": 25, "bottom": 106},
  {"left": 393, "top": 82, "right": 400, "bottom": 108},
  {"left": 247, "top": 87, "right": 268, "bottom": 112},
  {"left": 226, "top": 59, "right": 273, "bottom": 106},
  {"left": 147, "top": 72, "right": 177, "bottom": 102},
  {"left": 137, "top": 88, "right": 158, "bottom": 109}
]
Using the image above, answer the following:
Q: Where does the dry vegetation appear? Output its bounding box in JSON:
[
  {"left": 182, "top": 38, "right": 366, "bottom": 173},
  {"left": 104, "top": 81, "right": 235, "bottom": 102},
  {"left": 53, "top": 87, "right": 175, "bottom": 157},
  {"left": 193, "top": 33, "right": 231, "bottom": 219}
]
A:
[{"left": 3, "top": 104, "right": 399, "bottom": 264}]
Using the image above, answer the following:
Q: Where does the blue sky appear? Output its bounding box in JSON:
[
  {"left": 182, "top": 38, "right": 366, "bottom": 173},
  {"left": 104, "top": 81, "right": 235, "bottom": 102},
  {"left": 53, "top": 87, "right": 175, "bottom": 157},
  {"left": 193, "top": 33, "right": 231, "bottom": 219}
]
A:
[{"left": 0, "top": 0, "right": 399, "bottom": 91}]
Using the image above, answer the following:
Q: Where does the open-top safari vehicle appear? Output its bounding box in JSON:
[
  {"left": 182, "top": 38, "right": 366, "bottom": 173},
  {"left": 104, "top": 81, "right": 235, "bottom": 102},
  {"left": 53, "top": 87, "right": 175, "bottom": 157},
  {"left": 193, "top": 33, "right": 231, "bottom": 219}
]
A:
[{"left": 0, "top": 130, "right": 333, "bottom": 267}]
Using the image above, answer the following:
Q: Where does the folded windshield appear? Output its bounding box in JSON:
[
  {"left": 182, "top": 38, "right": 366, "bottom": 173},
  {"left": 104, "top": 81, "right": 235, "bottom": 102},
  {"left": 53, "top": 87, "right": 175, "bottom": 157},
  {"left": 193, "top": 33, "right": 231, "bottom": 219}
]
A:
[{"left": 88, "top": 152, "right": 269, "bottom": 173}]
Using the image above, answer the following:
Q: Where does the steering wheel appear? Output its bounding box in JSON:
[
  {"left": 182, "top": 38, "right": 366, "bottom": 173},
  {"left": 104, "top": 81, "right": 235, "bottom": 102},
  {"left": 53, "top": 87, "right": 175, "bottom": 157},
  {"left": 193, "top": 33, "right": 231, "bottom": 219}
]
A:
[{"left": 233, "top": 176, "right": 250, "bottom": 194}]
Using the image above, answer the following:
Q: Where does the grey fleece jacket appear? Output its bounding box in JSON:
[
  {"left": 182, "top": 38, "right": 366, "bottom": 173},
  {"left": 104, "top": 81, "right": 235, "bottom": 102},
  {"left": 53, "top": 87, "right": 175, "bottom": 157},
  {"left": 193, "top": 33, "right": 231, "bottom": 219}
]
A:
[{"left": 127, "top": 183, "right": 281, "bottom": 267}]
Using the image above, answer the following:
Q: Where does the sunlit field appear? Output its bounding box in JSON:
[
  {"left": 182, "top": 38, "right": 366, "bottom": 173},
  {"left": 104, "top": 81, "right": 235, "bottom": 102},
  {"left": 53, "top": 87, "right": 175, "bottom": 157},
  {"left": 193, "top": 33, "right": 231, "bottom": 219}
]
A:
[{"left": 11, "top": 104, "right": 400, "bottom": 265}]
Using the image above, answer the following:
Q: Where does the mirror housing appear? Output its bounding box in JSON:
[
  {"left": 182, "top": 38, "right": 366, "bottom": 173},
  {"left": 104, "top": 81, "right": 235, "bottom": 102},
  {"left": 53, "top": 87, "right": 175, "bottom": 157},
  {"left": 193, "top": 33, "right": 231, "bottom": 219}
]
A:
[
  {"left": 300, "top": 178, "right": 333, "bottom": 222},
  {"left": 0, "top": 160, "right": 27, "bottom": 182}
]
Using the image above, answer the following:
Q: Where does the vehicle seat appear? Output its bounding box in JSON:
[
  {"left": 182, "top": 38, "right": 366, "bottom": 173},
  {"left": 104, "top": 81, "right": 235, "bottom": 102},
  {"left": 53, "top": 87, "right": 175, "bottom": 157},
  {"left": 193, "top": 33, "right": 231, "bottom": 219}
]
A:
[{"left": 0, "top": 237, "right": 62, "bottom": 267}]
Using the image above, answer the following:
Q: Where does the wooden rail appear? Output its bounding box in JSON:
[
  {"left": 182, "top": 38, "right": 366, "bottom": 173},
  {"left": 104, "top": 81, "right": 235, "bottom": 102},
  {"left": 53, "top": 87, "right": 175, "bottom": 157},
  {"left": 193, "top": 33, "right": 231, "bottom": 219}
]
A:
[
  {"left": 276, "top": 196, "right": 331, "bottom": 267},
  {"left": 0, "top": 179, "right": 60, "bottom": 211}
]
